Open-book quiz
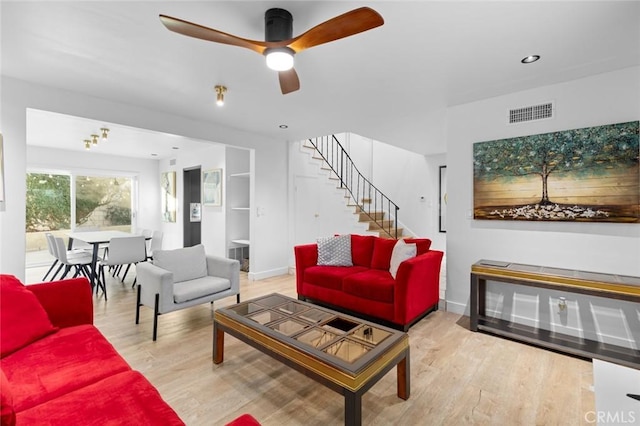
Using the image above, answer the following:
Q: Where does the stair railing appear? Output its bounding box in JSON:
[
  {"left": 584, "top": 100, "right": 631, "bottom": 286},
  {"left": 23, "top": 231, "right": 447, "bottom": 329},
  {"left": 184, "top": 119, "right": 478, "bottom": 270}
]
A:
[{"left": 307, "top": 135, "right": 399, "bottom": 238}]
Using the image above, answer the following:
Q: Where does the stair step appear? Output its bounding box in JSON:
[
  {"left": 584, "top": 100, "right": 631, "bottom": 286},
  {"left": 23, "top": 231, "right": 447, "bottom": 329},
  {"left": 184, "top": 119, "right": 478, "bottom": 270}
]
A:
[
  {"left": 378, "top": 228, "right": 404, "bottom": 239},
  {"left": 357, "top": 212, "right": 384, "bottom": 221},
  {"left": 368, "top": 220, "right": 394, "bottom": 231}
]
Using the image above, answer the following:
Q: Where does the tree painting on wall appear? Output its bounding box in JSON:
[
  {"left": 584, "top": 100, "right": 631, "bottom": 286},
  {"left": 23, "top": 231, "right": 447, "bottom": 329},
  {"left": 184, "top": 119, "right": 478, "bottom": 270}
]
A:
[{"left": 473, "top": 121, "right": 639, "bottom": 222}]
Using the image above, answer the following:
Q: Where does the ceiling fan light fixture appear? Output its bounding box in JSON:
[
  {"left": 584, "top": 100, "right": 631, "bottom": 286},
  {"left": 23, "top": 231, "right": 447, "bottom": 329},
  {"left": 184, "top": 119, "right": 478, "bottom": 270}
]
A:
[
  {"left": 214, "top": 85, "right": 227, "bottom": 106},
  {"left": 265, "top": 48, "right": 294, "bottom": 71}
]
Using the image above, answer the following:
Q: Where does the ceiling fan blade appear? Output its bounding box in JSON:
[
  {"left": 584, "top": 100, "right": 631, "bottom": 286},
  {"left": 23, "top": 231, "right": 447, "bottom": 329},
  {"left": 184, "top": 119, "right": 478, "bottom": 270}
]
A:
[
  {"left": 279, "top": 68, "right": 300, "bottom": 94},
  {"left": 159, "top": 14, "right": 268, "bottom": 54},
  {"left": 287, "top": 7, "right": 383, "bottom": 53}
]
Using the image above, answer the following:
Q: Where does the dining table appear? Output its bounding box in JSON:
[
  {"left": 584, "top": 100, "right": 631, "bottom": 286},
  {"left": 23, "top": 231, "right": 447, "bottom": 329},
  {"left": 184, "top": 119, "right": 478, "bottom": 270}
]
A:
[{"left": 67, "top": 230, "right": 146, "bottom": 289}]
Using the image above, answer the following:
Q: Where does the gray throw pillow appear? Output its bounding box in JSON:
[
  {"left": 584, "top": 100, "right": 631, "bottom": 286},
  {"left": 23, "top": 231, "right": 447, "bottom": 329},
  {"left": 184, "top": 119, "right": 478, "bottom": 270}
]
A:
[{"left": 317, "top": 235, "right": 353, "bottom": 266}]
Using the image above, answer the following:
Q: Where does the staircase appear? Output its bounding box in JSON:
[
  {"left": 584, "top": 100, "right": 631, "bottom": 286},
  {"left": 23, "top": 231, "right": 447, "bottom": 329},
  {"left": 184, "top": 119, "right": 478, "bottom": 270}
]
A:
[{"left": 303, "top": 135, "right": 402, "bottom": 239}]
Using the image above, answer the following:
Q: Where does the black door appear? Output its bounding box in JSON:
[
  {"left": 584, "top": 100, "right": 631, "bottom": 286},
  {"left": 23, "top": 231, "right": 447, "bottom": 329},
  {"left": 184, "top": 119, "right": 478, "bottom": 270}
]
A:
[{"left": 183, "top": 167, "right": 201, "bottom": 247}]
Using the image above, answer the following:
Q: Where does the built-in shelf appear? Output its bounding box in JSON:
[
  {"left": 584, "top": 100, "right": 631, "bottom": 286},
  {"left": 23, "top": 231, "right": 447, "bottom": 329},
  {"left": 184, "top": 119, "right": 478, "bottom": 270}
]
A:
[
  {"left": 229, "top": 172, "right": 250, "bottom": 178},
  {"left": 231, "top": 239, "right": 250, "bottom": 246},
  {"left": 231, "top": 207, "right": 250, "bottom": 211}
]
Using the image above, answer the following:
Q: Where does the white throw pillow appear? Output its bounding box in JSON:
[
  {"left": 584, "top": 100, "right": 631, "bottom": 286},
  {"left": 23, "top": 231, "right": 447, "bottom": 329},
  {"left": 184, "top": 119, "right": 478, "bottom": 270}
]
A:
[
  {"left": 389, "top": 239, "right": 417, "bottom": 279},
  {"left": 317, "top": 235, "right": 353, "bottom": 266}
]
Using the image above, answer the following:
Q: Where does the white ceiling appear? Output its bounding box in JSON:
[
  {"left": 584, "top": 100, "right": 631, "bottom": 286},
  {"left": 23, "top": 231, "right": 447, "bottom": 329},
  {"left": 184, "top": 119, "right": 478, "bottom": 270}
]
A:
[{"left": 3, "top": 1, "right": 640, "bottom": 158}]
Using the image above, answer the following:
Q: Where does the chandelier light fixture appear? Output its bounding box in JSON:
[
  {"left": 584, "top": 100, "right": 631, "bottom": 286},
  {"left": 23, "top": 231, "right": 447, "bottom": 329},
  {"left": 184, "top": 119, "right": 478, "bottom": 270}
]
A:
[{"left": 214, "top": 85, "right": 227, "bottom": 106}]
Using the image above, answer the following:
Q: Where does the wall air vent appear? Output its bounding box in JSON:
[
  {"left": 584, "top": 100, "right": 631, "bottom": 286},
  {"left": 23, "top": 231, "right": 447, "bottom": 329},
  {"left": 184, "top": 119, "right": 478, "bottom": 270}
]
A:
[
  {"left": 508, "top": 102, "right": 554, "bottom": 124},
  {"left": 169, "top": 159, "right": 177, "bottom": 166}
]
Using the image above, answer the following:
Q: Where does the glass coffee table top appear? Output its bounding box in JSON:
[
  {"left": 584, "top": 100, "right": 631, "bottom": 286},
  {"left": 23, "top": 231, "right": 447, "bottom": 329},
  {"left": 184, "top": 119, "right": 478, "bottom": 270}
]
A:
[{"left": 222, "top": 294, "right": 398, "bottom": 368}]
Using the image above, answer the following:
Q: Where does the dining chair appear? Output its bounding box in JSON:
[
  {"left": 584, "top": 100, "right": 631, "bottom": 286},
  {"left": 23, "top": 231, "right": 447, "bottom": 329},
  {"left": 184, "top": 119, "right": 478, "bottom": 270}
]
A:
[
  {"left": 146, "top": 230, "right": 164, "bottom": 260},
  {"left": 42, "top": 233, "right": 62, "bottom": 281},
  {"left": 53, "top": 237, "right": 94, "bottom": 281},
  {"left": 97, "top": 235, "right": 147, "bottom": 299}
]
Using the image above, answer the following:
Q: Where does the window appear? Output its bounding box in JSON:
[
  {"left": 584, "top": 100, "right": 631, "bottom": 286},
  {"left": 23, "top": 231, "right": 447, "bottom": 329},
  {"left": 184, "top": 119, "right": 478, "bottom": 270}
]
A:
[{"left": 26, "top": 171, "right": 135, "bottom": 267}]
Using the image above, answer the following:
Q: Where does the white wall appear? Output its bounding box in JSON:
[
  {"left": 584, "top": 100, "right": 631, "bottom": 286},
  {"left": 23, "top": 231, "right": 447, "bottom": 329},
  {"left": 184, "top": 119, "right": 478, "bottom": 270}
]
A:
[
  {"left": 27, "top": 146, "right": 160, "bottom": 234},
  {"left": 0, "top": 77, "right": 289, "bottom": 281},
  {"left": 446, "top": 67, "right": 640, "bottom": 346}
]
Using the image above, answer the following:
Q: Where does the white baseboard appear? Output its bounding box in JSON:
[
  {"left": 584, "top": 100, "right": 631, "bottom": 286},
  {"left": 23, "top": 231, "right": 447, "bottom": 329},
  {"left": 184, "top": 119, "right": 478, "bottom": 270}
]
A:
[
  {"left": 248, "top": 267, "right": 290, "bottom": 281},
  {"left": 445, "top": 300, "right": 467, "bottom": 315}
]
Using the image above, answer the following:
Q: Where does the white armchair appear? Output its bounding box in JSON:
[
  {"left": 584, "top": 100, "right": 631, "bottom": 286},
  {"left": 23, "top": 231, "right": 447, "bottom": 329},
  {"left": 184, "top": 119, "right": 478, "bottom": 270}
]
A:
[{"left": 135, "top": 244, "right": 240, "bottom": 340}]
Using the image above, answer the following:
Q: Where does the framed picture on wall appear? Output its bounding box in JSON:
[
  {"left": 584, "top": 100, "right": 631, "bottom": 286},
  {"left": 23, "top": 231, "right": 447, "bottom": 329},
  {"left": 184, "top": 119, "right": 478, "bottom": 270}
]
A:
[
  {"left": 190, "top": 203, "right": 201, "bottom": 222},
  {"left": 161, "top": 171, "right": 176, "bottom": 222},
  {"left": 203, "top": 169, "right": 222, "bottom": 206},
  {"left": 439, "top": 165, "right": 447, "bottom": 233}
]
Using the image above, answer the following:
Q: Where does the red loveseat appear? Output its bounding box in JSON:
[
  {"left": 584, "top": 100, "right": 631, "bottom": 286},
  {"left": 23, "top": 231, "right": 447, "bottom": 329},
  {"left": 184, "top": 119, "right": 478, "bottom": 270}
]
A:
[
  {"left": 294, "top": 235, "right": 444, "bottom": 331},
  {"left": 0, "top": 275, "right": 184, "bottom": 426}
]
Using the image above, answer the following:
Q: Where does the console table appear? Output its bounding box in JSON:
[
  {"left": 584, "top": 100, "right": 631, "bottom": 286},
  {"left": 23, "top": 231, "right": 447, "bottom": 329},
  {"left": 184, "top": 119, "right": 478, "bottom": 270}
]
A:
[{"left": 470, "top": 260, "right": 640, "bottom": 369}]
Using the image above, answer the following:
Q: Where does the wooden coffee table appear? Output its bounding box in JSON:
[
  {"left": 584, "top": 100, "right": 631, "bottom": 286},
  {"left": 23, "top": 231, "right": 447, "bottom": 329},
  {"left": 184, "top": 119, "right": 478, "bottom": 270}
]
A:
[{"left": 213, "top": 293, "right": 410, "bottom": 426}]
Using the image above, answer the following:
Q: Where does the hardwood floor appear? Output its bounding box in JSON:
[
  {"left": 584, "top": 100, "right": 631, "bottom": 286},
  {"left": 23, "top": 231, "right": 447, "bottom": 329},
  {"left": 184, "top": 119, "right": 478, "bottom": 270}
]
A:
[{"left": 24, "top": 267, "right": 595, "bottom": 425}]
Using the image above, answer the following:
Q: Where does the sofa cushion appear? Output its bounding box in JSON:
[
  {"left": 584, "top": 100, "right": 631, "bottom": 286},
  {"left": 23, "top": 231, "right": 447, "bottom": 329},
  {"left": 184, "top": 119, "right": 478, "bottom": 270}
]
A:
[
  {"left": 343, "top": 270, "right": 396, "bottom": 303},
  {"left": 389, "top": 239, "right": 417, "bottom": 279},
  {"left": 173, "top": 276, "right": 231, "bottom": 303},
  {"left": 0, "top": 325, "right": 131, "bottom": 411},
  {"left": 403, "top": 238, "right": 432, "bottom": 255},
  {"left": 370, "top": 238, "right": 397, "bottom": 270},
  {"left": 0, "top": 369, "right": 15, "bottom": 426},
  {"left": 0, "top": 275, "right": 57, "bottom": 358},
  {"left": 153, "top": 244, "right": 208, "bottom": 283},
  {"left": 317, "top": 235, "right": 353, "bottom": 266},
  {"left": 304, "top": 265, "right": 367, "bottom": 291},
  {"left": 350, "top": 235, "right": 374, "bottom": 267},
  {"left": 16, "top": 371, "right": 184, "bottom": 426}
]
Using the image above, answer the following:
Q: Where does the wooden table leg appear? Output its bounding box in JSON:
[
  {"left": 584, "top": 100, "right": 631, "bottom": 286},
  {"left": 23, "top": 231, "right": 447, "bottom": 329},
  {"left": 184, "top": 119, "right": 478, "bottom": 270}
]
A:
[
  {"left": 397, "top": 348, "right": 410, "bottom": 400},
  {"left": 344, "top": 391, "right": 362, "bottom": 426},
  {"left": 213, "top": 322, "right": 224, "bottom": 364}
]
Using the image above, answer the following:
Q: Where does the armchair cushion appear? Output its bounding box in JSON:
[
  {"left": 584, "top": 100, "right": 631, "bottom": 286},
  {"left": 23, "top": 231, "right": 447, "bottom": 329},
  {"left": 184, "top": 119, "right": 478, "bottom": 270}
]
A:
[
  {"left": 153, "top": 244, "right": 207, "bottom": 283},
  {"left": 173, "top": 277, "right": 231, "bottom": 303},
  {"left": 0, "top": 276, "right": 57, "bottom": 357}
]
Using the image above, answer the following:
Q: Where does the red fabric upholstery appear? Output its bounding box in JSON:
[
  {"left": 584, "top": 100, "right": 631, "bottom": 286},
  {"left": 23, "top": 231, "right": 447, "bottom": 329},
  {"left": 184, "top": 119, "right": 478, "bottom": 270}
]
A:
[
  {"left": 27, "top": 277, "right": 93, "bottom": 327},
  {"left": 370, "top": 238, "right": 397, "bottom": 270},
  {"left": 226, "top": 413, "right": 262, "bottom": 426},
  {"left": 1, "top": 325, "right": 131, "bottom": 411},
  {"left": 0, "top": 275, "right": 57, "bottom": 357},
  {"left": 304, "top": 265, "right": 367, "bottom": 290},
  {"left": 0, "top": 369, "right": 15, "bottom": 426},
  {"left": 350, "top": 234, "right": 375, "bottom": 267},
  {"left": 0, "top": 276, "right": 184, "bottom": 424},
  {"left": 343, "top": 270, "right": 395, "bottom": 303},
  {"left": 16, "top": 371, "right": 184, "bottom": 426},
  {"left": 295, "top": 235, "right": 443, "bottom": 328}
]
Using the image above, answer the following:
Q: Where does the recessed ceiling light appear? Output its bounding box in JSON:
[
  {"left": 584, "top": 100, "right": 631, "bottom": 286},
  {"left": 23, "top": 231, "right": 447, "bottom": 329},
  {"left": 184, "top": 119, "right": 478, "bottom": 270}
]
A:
[
  {"left": 151, "top": 153, "right": 158, "bottom": 157},
  {"left": 172, "top": 146, "right": 179, "bottom": 150},
  {"left": 279, "top": 124, "right": 288, "bottom": 129},
  {"left": 521, "top": 55, "right": 540, "bottom": 64}
]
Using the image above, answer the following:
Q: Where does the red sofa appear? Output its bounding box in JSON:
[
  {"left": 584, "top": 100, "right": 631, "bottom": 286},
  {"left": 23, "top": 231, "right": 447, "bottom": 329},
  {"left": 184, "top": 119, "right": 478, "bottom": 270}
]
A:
[
  {"left": 0, "top": 275, "right": 184, "bottom": 426},
  {"left": 294, "top": 235, "right": 444, "bottom": 331}
]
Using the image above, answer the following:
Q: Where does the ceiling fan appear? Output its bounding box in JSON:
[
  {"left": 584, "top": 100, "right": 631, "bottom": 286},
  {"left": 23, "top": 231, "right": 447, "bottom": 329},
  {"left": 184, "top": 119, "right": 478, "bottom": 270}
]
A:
[{"left": 159, "top": 7, "right": 384, "bottom": 95}]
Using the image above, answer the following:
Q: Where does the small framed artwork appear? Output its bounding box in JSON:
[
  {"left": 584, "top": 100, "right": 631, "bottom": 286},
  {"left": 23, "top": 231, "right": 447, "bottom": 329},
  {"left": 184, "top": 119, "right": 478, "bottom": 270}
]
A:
[
  {"left": 190, "top": 203, "right": 201, "bottom": 222},
  {"left": 161, "top": 171, "right": 176, "bottom": 222},
  {"left": 203, "top": 169, "right": 222, "bottom": 206},
  {"left": 439, "top": 165, "right": 447, "bottom": 233}
]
